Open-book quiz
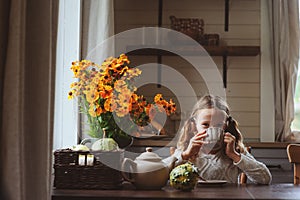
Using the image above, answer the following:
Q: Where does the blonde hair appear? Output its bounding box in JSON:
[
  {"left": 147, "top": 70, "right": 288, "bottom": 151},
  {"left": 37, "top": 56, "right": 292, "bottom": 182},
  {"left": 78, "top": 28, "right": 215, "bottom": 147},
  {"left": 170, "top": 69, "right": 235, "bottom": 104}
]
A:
[{"left": 177, "top": 95, "right": 245, "bottom": 153}]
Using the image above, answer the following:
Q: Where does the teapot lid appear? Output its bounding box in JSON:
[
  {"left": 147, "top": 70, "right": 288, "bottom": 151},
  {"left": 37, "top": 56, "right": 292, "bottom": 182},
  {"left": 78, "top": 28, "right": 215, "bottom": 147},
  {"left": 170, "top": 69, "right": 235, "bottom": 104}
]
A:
[{"left": 136, "top": 147, "right": 162, "bottom": 162}]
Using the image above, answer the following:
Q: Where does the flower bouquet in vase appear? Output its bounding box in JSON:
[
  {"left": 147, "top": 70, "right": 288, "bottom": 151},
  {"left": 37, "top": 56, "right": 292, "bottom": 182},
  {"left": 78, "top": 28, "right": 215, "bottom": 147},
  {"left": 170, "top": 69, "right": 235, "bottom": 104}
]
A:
[{"left": 68, "top": 54, "right": 176, "bottom": 149}]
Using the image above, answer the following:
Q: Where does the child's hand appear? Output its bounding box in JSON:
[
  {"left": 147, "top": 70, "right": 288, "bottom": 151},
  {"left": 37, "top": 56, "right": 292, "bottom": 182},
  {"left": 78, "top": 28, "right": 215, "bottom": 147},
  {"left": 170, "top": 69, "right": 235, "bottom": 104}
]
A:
[
  {"left": 182, "top": 132, "right": 207, "bottom": 160},
  {"left": 224, "top": 132, "right": 241, "bottom": 163}
]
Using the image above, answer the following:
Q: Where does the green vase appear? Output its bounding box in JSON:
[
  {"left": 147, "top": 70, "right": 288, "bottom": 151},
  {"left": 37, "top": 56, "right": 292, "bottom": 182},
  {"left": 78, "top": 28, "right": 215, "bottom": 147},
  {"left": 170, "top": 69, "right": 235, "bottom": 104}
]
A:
[
  {"left": 111, "top": 131, "right": 133, "bottom": 149},
  {"left": 81, "top": 131, "right": 133, "bottom": 149}
]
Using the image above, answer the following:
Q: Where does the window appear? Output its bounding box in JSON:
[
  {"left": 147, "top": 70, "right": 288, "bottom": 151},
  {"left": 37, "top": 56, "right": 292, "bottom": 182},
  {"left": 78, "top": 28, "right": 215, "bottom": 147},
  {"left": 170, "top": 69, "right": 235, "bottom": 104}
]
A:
[
  {"left": 291, "top": 2, "right": 300, "bottom": 132},
  {"left": 53, "top": 0, "right": 114, "bottom": 149},
  {"left": 53, "top": 0, "right": 81, "bottom": 149},
  {"left": 291, "top": 64, "right": 300, "bottom": 131}
]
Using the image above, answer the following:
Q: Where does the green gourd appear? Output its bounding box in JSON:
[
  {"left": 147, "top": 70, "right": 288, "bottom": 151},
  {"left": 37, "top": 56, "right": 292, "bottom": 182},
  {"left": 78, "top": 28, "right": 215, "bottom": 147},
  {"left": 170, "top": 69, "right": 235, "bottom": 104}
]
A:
[
  {"left": 71, "top": 144, "right": 90, "bottom": 151},
  {"left": 169, "top": 162, "right": 199, "bottom": 191},
  {"left": 91, "top": 129, "right": 119, "bottom": 151}
]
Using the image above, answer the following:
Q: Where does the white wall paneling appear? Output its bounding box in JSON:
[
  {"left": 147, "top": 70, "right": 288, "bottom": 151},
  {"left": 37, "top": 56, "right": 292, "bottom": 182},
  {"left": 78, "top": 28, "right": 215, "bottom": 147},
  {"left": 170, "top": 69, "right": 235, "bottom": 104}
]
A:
[{"left": 114, "top": 0, "right": 261, "bottom": 141}]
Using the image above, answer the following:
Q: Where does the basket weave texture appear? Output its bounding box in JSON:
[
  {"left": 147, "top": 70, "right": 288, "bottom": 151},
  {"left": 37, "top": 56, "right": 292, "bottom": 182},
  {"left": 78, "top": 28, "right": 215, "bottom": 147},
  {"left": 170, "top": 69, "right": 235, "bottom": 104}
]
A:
[
  {"left": 169, "top": 15, "right": 204, "bottom": 42},
  {"left": 53, "top": 148, "right": 124, "bottom": 189},
  {"left": 169, "top": 15, "right": 220, "bottom": 46},
  {"left": 170, "top": 15, "right": 204, "bottom": 36}
]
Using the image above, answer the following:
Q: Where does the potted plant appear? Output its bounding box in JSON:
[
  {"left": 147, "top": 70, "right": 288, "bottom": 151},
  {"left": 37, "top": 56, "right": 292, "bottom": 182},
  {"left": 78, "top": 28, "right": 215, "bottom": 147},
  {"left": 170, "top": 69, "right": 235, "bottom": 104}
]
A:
[{"left": 68, "top": 54, "right": 176, "bottom": 148}]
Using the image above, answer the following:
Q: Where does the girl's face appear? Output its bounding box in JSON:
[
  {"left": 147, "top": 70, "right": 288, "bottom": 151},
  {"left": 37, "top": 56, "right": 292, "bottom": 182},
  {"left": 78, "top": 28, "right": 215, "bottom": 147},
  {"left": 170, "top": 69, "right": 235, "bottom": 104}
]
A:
[{"left": 194, "top": 108, "right": 227, "bottom": 133}]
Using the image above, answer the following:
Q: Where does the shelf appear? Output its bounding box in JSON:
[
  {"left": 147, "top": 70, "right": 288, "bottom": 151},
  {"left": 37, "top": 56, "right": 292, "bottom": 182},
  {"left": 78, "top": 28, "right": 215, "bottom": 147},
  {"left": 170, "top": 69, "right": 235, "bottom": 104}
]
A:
[
  {"left": 127, "top": 45, "right": 260, "bottom": 88},
  {"left": 127, "top": 45, "right": 260, "bottom": 57},
  {"left": 144, "top": 0, "right": 246, "bottom": 87}
]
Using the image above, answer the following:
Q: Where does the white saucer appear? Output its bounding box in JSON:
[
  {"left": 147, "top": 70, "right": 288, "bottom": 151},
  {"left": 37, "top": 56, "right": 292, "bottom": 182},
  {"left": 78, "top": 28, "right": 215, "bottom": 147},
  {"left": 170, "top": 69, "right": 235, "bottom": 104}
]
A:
[{"left": 198, "top": 180, "right": 227, "bottom": 185}]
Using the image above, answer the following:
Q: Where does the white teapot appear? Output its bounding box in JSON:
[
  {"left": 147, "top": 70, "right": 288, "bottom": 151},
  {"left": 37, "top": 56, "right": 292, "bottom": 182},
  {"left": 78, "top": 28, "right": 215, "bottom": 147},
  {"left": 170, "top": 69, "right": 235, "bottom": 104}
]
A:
[{"left": 121, "top": 147, "right": 177, "bottom": 190}]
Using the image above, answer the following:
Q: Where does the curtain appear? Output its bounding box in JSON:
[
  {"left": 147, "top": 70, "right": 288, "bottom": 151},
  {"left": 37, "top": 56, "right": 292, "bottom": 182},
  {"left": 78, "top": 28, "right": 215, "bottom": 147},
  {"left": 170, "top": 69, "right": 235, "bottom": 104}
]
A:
[
  {"left": 0, "top": 0, "right": 58, "bottom": 199},
  {"left": 268, "top": 0, "right": 300, "bottom": 141},
  {"left": 80, "top": 0, "right": 115, "bottom": 139},
  {"left": 81, "top": 0, "right": 114, "bottom": 60}
]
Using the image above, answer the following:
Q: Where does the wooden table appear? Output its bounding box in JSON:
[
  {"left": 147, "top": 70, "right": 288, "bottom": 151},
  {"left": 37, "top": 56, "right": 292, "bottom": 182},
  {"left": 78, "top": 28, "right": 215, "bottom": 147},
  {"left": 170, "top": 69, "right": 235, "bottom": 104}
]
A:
[{"left": 52, "top": 183, "right": 300, "bottom": 200}]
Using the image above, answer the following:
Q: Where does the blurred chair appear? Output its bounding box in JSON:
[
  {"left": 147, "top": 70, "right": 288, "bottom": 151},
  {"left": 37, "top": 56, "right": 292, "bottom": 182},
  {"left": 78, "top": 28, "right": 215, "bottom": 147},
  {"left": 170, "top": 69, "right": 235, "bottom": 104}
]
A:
[{"left": 287, "top": 144, "right": 300, "bottom": 184}]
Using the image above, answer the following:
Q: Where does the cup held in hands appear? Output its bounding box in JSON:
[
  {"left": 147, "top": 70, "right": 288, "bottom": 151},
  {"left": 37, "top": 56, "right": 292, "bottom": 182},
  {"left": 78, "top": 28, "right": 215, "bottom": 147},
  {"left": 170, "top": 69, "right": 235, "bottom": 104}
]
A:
[{"left": 202, "top": 127, "right": 224, "bottom": 154}]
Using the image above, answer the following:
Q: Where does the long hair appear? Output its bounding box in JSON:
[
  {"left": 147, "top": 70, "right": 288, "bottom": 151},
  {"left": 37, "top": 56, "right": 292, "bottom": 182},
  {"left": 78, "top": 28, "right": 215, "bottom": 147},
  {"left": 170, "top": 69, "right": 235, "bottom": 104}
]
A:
[{"left": 177, "top": 95, "right": 245, "bottom": 153}]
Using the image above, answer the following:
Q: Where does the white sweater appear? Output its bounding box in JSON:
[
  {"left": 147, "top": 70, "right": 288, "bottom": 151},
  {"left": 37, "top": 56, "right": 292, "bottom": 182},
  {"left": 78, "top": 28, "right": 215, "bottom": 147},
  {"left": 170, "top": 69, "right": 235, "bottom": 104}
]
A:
[{"left": 165, "top": 149, "right": 272, "bottom": 184}]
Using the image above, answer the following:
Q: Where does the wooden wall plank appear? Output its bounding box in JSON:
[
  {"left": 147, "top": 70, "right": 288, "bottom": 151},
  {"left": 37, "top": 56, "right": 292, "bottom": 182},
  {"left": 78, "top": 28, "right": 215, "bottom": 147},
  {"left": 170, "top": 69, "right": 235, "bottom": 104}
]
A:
[
  {"left": 163, "top": 56, "right": 260, "bottom": 69},
  {"left": 227, "top": 97, "right": 260, "bottom": 112},
  {"left": 137, "top": 82, "right": 259, "bottom": 98},
  {"left": 115, "top": 11, "right": 158, "bottom": 25},
  {"left": 227, "top": 69, "right": 260, "bottom": 83},
  {"left": 239, "top": 127, "right": 260, "bottom": 140},
  {"left": 135, "top": 66, "right": 259, "bottom": 83},
  {"left": 114, "top": 0, "right": 158, "bottom": 10},
  {"left": 215, "top": 56, "right": 260, "bottom": 69},
  {"left": 226, "top": 83, "right": 260, "bottom": 97},
  {"left": 162, "top": 11, "right": 260, "bottom": 25},
  {"left": 231, "top": 112, "right": 260, "bottom": 126},
  {"left": 163, "top": 0, "right": 260, "bottom": 11}
]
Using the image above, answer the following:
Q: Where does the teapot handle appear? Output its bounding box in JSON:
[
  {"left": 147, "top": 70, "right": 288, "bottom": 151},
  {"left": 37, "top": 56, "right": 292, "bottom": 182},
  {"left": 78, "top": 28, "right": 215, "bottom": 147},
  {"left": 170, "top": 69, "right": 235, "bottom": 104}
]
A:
[
  {"left": 80, "top": 138, "right": 93, "bottom": 145},
  {"left": 80, "top": 138, "right": 99, "bottom": 148},
  {"left": 121, "top": 158, "right": 136, "bottom": 183}
]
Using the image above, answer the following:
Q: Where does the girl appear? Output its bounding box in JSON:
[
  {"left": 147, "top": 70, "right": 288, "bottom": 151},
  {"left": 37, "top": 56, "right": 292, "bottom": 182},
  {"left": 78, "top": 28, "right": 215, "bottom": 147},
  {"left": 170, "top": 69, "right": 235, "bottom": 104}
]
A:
[{"left": 169, "top": 95, "right": 272, "bottom": 184}]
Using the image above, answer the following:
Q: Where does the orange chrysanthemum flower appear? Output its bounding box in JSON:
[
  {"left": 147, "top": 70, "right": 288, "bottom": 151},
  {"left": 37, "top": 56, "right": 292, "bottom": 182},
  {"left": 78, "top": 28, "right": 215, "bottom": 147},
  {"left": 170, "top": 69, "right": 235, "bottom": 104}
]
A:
[
  {"left": 89, "top": 104, "right": 102, "bottom": 117},
  {"left": 99, "top": 85, "right": 113, "bottom": 99},
  {"left": 154, "top": 94, "right": 163, "bottom": 103},
  {"left": 68, "top": 90, "right": 75, "bottom": 100},
  {"left": 85, "top": 90, "right": 99, "bottom": 103},
  {"left": 68, "top": 54, "right": 176, "bottom": 140}
]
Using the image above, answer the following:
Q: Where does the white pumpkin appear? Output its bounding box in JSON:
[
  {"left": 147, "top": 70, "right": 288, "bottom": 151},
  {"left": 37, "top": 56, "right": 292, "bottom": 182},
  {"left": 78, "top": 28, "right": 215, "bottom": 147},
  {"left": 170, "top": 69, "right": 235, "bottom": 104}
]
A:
[
  {"left": 91, "top": 138, "right": 119, "bottom": 151},
  {"left": 71, "top": 144, "right": 90, "bottom": 151}
]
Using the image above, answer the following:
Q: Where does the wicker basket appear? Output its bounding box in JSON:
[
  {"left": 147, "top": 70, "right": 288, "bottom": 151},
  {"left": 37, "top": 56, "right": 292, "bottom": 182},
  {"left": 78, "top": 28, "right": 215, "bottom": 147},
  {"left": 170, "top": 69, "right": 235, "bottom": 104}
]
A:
[
  {"left": 169, "top": 15, "right": 204, "bottom": 44},
  {"left": 53, "top": 149, "right": 124, "bottom": 189}
]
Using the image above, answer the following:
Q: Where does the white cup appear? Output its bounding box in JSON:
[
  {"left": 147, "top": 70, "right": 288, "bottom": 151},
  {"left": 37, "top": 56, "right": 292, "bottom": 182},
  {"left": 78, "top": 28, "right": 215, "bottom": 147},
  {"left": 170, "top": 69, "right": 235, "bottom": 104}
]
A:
[{"left": 202, "top": 127, "right": 224, "bottom": 153}]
